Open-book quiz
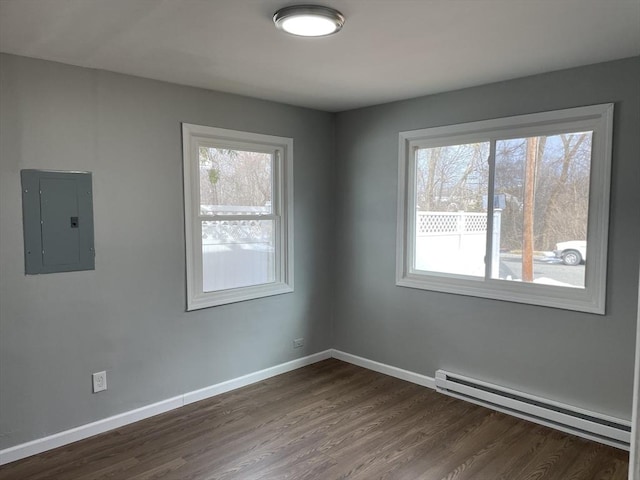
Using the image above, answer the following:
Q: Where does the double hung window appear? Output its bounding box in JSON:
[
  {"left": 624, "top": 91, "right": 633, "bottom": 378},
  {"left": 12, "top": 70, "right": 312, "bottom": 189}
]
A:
[{"left": 182, "top": 124, "right": 293, "bottom": 310}]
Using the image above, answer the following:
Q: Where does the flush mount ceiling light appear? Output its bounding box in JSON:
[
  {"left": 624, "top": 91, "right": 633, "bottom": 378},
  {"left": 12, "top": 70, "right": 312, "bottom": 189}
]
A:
[{"left": 273, "top": 5, "right": 345, "bottom": 37}]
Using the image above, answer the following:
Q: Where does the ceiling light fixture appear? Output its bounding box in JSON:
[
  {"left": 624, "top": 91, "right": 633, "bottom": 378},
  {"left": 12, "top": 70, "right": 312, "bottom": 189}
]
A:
[{"left": 273, "top": 5, "right": 345, "bottom": 37}]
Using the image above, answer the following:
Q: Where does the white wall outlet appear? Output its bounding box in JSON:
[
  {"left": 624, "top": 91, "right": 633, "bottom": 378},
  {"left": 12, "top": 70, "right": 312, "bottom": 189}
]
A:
[
  {"left": 92, "top": 371, "right": 107, "bottom": 393},
  {"left": 293, "top": 338, "right": 304, "bottom": 348}
]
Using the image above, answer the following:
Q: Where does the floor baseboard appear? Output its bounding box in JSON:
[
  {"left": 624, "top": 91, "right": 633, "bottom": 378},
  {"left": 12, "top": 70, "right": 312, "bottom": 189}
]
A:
[
  {"left": 1, "top": 348, "right": 628, "bottom": 465},
  {"left": 0, "top": 349, "right": 332, "bottom": 466},
  {"left": 331, "top": 349, "right": 435, "bottom": 389},
  {"left": 331, "top": 349, "right": 630, "bottom": 450}
]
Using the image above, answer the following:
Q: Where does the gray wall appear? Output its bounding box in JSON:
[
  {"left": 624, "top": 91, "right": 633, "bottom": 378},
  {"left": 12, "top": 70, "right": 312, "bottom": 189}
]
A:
[
  {"left": 333, "top": 57, "right": 640, "bottom": 419},
  {"left": 0, "top": 54, "right": 335, "bottom": 448},
  {"left": 1, "top": 53, "right": 639, "bottom": 451}
]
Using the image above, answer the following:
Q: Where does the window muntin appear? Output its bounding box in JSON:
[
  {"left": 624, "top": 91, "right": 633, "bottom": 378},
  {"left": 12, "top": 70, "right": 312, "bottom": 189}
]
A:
[
  {"left": 183, "top": 124, "right": 293, "bottom": 310},
  {"left": 397, "top": 104, "right": 613, "bottom": 314}
]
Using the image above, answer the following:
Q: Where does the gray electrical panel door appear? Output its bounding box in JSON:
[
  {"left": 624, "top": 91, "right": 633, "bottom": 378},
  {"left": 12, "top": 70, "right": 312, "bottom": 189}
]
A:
[{"left": 21, "top": 170, "right": 95, "bottom": 274}]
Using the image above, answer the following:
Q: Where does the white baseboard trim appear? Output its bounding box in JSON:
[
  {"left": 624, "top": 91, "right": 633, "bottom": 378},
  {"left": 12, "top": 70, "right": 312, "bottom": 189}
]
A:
[
  {"left": 0, "top": 349, "right": 332, "bottom": 466},
  {"left": 331, "top": 349, "right": 436, "bottom": 389},
  {"left": 183, "top": 350, "right": 332, "bottom": 405},
  {"left": 0, "top": 395, "right": 185, "bottom": 467},
  {"left": 2, "top": 348, "right": 628, "bottom": 465},
  {"left": 331, "top": 349, "right": 629, "bottom": 450}
]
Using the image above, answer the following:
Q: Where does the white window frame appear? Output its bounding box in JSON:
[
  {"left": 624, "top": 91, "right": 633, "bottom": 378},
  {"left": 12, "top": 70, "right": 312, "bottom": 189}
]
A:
[
  {"left": 396, "top": 104, "right": 614, "bottom": 314},
  {"left": 182, "top": 123, "right": 294, "bottom": 311}
]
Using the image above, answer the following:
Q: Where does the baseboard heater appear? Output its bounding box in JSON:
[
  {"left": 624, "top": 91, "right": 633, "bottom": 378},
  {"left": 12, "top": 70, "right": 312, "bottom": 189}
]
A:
[{"left": 434, "top": 370, "right": 630, "bottom": 450}]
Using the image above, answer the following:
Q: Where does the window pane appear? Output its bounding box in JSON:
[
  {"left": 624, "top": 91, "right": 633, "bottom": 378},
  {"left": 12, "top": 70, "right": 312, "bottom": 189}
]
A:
[
  {"left": 414, "top": 142, "right": 490, "bottom": 276},
  {"left": 202, "top": 220, "right": 275, "bottom": 292},
  {"left": 492, "top": 132, "right": 592, "bottom": 288},
  {"left": 199, "top": 147, "right": 272, "bottom": 215}
]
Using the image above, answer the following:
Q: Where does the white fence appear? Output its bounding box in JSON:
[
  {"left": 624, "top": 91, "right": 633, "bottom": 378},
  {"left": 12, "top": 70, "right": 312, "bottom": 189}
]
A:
[
  {"left": 415, "top": 211, "right": 501, "bottom": 277},
  {"left": 200, "top": 206, "right": 274, "bottom": 292}
]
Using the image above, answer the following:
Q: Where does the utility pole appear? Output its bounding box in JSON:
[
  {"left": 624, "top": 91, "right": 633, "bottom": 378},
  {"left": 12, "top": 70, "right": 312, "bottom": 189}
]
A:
[{"left": 522, "top": 137, "right": 539, "bottom": 282}]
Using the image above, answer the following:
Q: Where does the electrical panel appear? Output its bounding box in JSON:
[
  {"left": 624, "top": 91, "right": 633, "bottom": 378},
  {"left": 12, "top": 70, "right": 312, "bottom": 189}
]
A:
[{"left": 21, "top": 170, "right": 95, "bottom": 274}]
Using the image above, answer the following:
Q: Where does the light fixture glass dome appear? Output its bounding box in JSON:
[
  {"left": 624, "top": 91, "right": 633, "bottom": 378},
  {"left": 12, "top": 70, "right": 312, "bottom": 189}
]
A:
[{"left": 273, "top": 5, "right": 345, "bottom": 37}]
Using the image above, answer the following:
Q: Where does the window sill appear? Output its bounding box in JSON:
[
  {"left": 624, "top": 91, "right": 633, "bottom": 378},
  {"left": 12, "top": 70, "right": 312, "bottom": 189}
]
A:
[
  {"left": 187, "top": 282, "right": 294, "bottom": 311},
  {"left": 396, "top": 273, "right": 605, "bottom": 314}
]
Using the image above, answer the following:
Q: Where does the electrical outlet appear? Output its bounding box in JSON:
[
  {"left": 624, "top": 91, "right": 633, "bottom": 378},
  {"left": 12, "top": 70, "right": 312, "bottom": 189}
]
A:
[
  {"left": 92, "top": 371, "right": 107, "bottom": 393},
  {"left": 293, "top": 338, "right": 304, "bottom": 349}
]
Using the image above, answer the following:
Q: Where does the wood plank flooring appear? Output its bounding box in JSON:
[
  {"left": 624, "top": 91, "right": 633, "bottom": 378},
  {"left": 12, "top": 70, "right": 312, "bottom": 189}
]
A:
[{"left": 0, "top": 359, "right": 629, "bottom": 479}]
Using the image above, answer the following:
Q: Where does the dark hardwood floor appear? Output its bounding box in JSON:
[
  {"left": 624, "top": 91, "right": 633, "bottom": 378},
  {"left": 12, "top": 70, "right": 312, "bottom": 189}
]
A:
[{"left": 0, "top": 359, "right": 629, "bottom": 479}]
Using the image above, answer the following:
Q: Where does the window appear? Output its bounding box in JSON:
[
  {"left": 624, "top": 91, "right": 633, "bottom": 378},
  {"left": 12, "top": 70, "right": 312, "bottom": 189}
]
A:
[
  {"left": 396, "top": 104, "right": 613, "bottom": 313},
  {"left": 182, "top": 124, "right": 293, "bottom": 310}
]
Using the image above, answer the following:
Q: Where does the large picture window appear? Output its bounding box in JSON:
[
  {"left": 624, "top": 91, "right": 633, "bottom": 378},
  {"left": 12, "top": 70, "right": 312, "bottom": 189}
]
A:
[
  {"left": 396, "top": 104, "right": 613, "bottom": 313},
  {"left": 182, "top": 124, "right": 293, "bottom": 310}
]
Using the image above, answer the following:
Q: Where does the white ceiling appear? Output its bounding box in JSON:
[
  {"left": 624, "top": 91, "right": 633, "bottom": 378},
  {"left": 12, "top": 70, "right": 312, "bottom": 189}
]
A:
[{"left": 1, "top": 0, "right": 638, "bottom": 112}]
